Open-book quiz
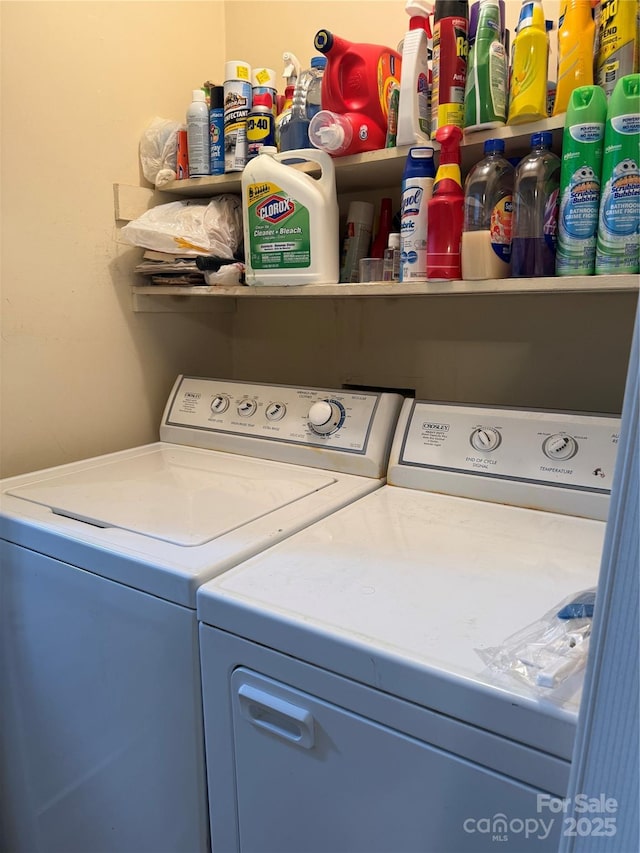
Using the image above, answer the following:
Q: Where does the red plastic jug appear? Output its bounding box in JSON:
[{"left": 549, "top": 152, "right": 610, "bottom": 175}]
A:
[{"left": 313, "top": 29, "right": 402, "bottom": 136}]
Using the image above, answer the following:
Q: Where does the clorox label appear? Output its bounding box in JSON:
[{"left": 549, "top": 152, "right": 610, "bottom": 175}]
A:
[{"left": 247, "top": 181, "right": 310, "bottom": 270}]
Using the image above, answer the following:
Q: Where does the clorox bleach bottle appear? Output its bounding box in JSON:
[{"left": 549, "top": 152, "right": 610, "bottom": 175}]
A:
[{"left": 242, "top": 146, "right": 340, "bottom": 285}]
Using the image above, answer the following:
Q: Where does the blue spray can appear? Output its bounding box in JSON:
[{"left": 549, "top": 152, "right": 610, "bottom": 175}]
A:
[
  {"left": 209, "top": 86, "right": 225, "bottom": 176},
  {"left": 400, "top": 147, "right": 436, "bottom": 281}
]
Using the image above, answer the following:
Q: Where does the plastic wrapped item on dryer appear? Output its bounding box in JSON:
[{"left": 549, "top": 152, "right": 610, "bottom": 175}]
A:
[
  {"left": 120, "top": 195, "right": 243, "bottom": 257},
  {"left": 476, "top": 588, "right": 596, "bottom": 691}
]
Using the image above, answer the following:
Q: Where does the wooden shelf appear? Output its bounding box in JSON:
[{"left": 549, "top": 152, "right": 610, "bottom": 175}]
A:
[
  {"left": 131, "top": 275, "right": 639, "bottom": 310},
  {"left": 157, "top": 116, "right": 566, "bottom": 197}
]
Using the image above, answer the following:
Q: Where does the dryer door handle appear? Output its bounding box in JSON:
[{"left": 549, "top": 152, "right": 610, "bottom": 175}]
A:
[{"left": 236, "top": 683, "right": 315, "bottom": 749}]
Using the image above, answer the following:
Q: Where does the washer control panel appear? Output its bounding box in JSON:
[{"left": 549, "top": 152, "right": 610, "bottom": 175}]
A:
[
  {"left": 396, "top": 402, "right": 620, "bottom": 493},
  {"left": 161, "top": 376, "right": 397, "bottom": 455}
]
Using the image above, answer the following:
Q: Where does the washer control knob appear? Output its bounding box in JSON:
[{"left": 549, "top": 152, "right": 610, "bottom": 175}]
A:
[
  {"left": 470, "top": 427, "right": 501, "bottom": 452},
  {"left": 308, "top": 399, "right": 344, "bottom": 435},
  {"left": 211, "top": 394, "right": 230, "bottom": 414},
  {"left": 237, "top": 399, "right": 257, "bottom": 418},
  {"left": 543, "top": 434, "right": 578, "bottom": 461},
  {"left": 265, "top": 402, "right": 286, "bottom": 421}
]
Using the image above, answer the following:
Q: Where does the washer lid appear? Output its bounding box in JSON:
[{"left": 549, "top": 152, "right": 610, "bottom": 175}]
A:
[{"left": 7, "top": 446, "right": 335, "bottom": 546}]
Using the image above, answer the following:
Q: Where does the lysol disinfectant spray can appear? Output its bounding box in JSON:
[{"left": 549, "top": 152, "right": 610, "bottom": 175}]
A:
[
  {"left": 595, "top": 73, "right": 640, "bottom": 275},
  {"left": 556, "top": 85, "right": 607, "bottom": 276},
  {"left": 400, "top": 147, "right": 436, "bottom": 281},
  {"left": 431, "top": 0, "right": 469, "bottom": 137}
]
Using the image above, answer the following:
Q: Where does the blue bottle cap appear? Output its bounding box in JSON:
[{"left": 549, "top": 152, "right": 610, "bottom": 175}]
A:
[
  {"left": 310, "top": 56, "right": 327, "bottom": 69},
  {"left": 531, "top": 131, "right": 553, "bottom": 148},
  {"left": 484, "top": 138, "right": 505, "bottom": 155}
]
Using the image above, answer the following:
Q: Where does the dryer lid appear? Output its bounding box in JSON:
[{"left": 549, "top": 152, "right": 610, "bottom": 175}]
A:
[{"left": 7, "top": 446, "right": 335, "bottom": 546}]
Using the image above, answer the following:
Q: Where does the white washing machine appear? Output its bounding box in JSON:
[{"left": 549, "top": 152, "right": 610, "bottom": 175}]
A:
[
  {"left": 197, "top": 399, "right": 620, "bottom": 853},
  {"left": 0, "top": 376, "right": 402, "bottom": 853}
]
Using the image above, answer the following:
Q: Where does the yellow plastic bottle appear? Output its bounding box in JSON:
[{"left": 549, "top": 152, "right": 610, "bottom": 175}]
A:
[
  {"left": 507, "top": 0, "right": 549, "bottom": 125},
  {"left": 553, "top": 0, "right": 595, "bottom": 115}
]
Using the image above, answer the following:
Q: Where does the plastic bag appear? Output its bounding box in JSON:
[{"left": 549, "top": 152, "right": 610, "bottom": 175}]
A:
[
  {"left": 120, "top": 196, "right": 243, "bottom": 257},
  {"left": 477, "top": 589, "right": 596, "bottom": 691},
  {"left": 139, "top": 117, "right": 180, "bottom": 186}
]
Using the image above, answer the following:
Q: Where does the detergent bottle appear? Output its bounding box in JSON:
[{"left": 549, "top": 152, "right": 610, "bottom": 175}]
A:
[
  {"left": 426, "top": 124, "right": 465, "bottom": 279},
  {"left": 552, "top": 0, "right": 596, "bottom": 115},
  {"left": 242, "top": 146, "right": 340, "bottom": 285},
  {"left": 595, "top": 74, "right": 640, "bottom": 276},
  {"left": 556, "top": 85, "right": 607, "bottom": 276},
  {"left": 464, "top": 0, "right": 507, "bottom": 132},
  {"left": 396, "top": 0, "right": 434, "bottom": 146},
  {"left": 310, "top": 29, "right": 402, "bottom": 155},
  {"left": 507, "top": 0, "right": 549, "bottom": 125}
]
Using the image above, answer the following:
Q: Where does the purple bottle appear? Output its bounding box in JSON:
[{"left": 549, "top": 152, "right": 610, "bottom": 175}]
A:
[{"left": 511, "top": 132, "right": 561, "bottom": 278}]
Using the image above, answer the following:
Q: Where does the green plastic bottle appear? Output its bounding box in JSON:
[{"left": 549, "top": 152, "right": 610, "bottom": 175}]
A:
[
  {"left": 595, "top": 74, "right": 640, "bottom": 276},
  {"left": 464, "top": 0, "right": 507, "bottom": 132},
  {"left": 556, "top": 86, "right": 608, "bottom": 276}
]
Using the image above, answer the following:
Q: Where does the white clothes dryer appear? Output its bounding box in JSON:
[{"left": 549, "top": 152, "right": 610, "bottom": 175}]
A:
[
  {"left": 0, "top": 376, "right": 402, "bottom": 853},
  {"left": 197, "top": 399, "right": 620, "bottom": 853}
]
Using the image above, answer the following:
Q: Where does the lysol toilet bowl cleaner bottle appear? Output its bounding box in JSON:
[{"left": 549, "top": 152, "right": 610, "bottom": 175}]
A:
[
  {"left": 552, "top": 0, "right": 596, "bottom": 116},
  {"left": 511, "top": 131, "right": 561, "bottom": 276},
  {"left": 242, "top": 146, "right": 340, "bottom": 285},
  {"left": 426, "top": 124, "right": 465, "bottom": 278},
  {"left": 464, "top": 0, "right": 507, "bottom": 133},
  {"left": 462, "top": 138, "right": 514, "bottom": 279},
  {"left": 396, "top": 0, "right": 434, "bottom": 146},
  {"left": 507, "top": 0, "right": 549, "bottom": 125},
  {"left": 313, "top": 29, "right": 402, "bottom": 152},
  {"left": 556, "top": 85, "right": 607, "bottom": 276},
  {"left": 431, "top": 0, "right": 469, "bottom": 138},
  {"left": 595, "top": 73, "right": 640, "bottom": 275},
  {"left": 400, "top": 147, "right": 436, "bottom": 281},
  {"left": 597, "top": 0, "right": 640, "bottom": 98}
]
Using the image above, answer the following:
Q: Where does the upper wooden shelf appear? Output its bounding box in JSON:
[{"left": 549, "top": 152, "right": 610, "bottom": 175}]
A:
[{"left": 157, "top": 116, "right": 566, "bottom": 197}]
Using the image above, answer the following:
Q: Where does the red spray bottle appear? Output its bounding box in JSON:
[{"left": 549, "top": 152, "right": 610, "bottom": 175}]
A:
[{"left": 426, "top": 124, "right": 464, "bottom": 280}]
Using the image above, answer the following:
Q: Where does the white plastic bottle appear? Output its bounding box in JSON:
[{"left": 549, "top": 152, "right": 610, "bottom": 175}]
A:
[
  {"left": 396, "top": 0, "right": 433, "bottom": 146},
  {"left": 187, "top": 89, "right": 210, "bottom": 177},
  {"left": 242, "top": 147, "right": 340, "bottom": 285}
]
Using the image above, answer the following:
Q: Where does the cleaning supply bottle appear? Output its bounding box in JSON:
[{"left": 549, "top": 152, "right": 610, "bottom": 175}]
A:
[
  {"left": 208, "top": 85, "right": 225, "bottom": 176},
  {"left": 511, "top": 131, "right": 561, "bottom": 276},
  {"left": 276, "top": 52, "right": 300, "bottom": 150},
  {"left": 280, "top": 57, "right": 327, "bottom": 152},
  {"left": 383, "top": 233, "right": 402, "bottom": 280},
  {"left": 426, "top": 125, "right": 465, "bottom": 279},
  {"left": 431, "top": 0, "right": 469, "bottom": 138},
  {"left": 246, "top": 93, "right": 276, "bottom": 160},
  {"left": 552, "top": 0, "right": 596, "bottom": 116},
  {"left": 464, "top": 0, "right": 507, "bottom": 132},
  {"left": 186, "top": 89, "right": 210, "bottom": 177},
  {"left": 400, "top": 147, "right": 436, "bottom": 281},
  {"left": 596, "top": 0, "right": 640, "bottom": 98},
  {"left": 507, "top": 0, "right": 549, "bottom": 125},
  {"left": 461, "top": 138, "right": 514, "bottom": 279},
  {"left": 313, "top": 29, "right": 402, "bottom": 148},
  {"left": 595, "top": 74, "right": 640, "bottom": 276},
  {"left": 556, "top": 85, "right": 607, "bottom": 276},
  {"left": 396, "top": 0, "right": 434, "bottom": 146},
  {"left": 371, "top": 198, "right": 394, "bottom": 259},
  {"left": 242, "top": 146, "right": 339, "bottom": 285}
]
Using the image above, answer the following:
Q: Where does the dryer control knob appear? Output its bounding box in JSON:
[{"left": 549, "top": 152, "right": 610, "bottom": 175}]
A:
[
  {"left": 308, "top": 399, "right": 345, "bottom": 435},
  {"left": 211, "top": 394, "right": 230, "bottom": 414},
  {"left": 543, "top": 434, "right": 578, "bottom": 461},
  {"left": 470, "top": 427, "right": 501, "bottom": 452}
]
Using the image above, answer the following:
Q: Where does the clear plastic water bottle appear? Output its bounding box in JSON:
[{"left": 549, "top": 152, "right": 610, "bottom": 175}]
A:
[
  {"left": 461, "top": 138, "right": 514, "bottom": 280},
  {"left": 280, "top": 56, "right": 326, "bottom": 151},
  {"left": 511, "top": 131, "right": 561, "bottom": 277}
]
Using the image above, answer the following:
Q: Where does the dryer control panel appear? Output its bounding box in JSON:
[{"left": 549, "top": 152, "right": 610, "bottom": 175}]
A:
[
  {"left": 160, "top": 377, "right": 404, "bottom": 479},
  {"left": 387, "top": 401, "right": 621, "bottom": 520}
]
